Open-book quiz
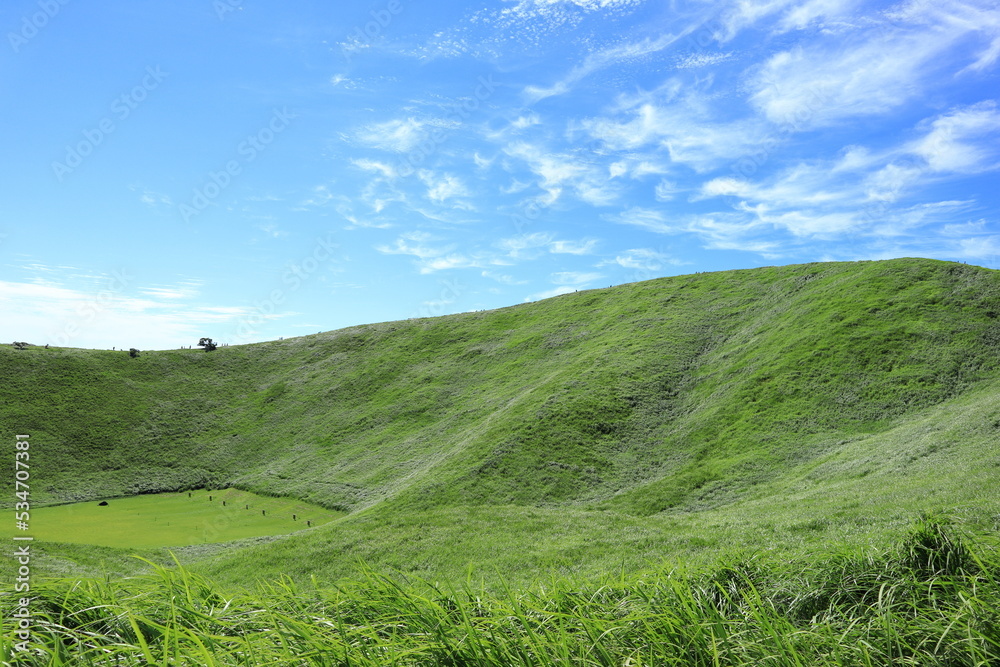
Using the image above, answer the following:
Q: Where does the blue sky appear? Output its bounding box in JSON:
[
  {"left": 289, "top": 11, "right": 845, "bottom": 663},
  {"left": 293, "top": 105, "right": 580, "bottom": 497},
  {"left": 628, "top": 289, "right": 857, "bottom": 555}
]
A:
[{"left": 2, "top": 0, "right": 999, "bottom": 350}]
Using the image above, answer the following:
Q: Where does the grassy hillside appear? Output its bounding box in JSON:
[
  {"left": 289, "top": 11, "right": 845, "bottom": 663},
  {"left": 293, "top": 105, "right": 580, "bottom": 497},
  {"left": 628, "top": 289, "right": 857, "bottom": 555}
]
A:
[{"left": 2, "top": 257, "right": 1000, "bottom": 586}]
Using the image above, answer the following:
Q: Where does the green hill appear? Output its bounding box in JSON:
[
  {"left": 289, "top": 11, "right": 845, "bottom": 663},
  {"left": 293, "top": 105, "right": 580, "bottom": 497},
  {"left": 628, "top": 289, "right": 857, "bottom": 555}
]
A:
[{"left": 2, "top": 257, "right": 1000, "bottom": 586}]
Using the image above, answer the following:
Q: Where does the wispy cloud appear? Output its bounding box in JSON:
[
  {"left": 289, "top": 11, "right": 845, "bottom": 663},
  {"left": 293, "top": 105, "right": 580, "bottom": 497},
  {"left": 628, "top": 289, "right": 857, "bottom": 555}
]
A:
[
  {"left": 0, "top": 278, "right": 260, "bottom": 351},
  {"left": 524, "top": 284, "right": 578, "bottom": 301},
  {"left": 256, "top": 223, "right": 288, "bottom": 239},
  {"left": 719, "top": 0, "right": 860, "bottom": 40},
  {"left": 139, "top": 281, "right": 202, "bottom": 300},
  {"left": 599, "top": 248, "right": 683, "bottom": 270},
  {"left": 418, "top": 170, "right": 471, "bottom": 204},
  {"left": 503, "top": 141, "right": 620, "bottom": 205},
  {"left": 748, "top": 2, "right": 1000, "bottom": 128},
  {"left": 603, "top": 207, "right": 680, "bottom": 234},
  {"left": 356, "top": 117, "right": 458, "bottom": 153},
  {"left": 550, "top": 238, "right": 599, "bottom": 254},
  {"left": 551, "top": 270, "right": 602, "bottom": 285},
  {"left": 482, "top": 270, "right": 528, "bottom": 285},
  {"left": 496, "top": 232, "right": 555, "bottom": 259},
  {"left": 353, "top": 158, "right": 398, "bottom": 179},
  {"left": 582, "top": 90, "right": 770, "bottom": 171},
  {"left": 524, "top": 29, "right": 699, "bottom": 102},
  {"left": 131, "top": 185, "right": 173, "bottom": 208},
  {"left": 907, "top": 101, "right": 1000, "bottom": 174}
]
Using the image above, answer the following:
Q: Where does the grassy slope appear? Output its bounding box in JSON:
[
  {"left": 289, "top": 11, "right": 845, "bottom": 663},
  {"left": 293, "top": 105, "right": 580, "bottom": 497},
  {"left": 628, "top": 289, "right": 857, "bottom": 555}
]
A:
[{"left": 2, "top": 257, "right": 1000, "bottom": 586}]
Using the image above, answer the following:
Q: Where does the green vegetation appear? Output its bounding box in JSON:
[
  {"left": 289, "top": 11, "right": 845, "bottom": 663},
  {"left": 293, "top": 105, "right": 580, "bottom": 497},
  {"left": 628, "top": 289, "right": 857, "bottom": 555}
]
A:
[
  {"left": 2, "top": 258, "right": 1000, "bottom": 663},
  {"left": 0, "top": 489, "right": 341, "bottom": 548},
  {"left": 3, "top": 517, "right": 999, "bottom": 665}
]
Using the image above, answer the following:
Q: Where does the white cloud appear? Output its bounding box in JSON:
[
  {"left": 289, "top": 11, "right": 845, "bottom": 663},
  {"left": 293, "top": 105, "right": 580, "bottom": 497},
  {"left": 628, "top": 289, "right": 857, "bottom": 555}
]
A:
[
  {"left": 357, "top": 118, "right": 425, "bottom": 153},
  {"left": 524, "top": 285, "right": 577, "bottom": 301},
  {"left": 0, "top": 278, "right": 260, "bottom": 351},
  {"left": 745, "top": 205, "right": 860, "bottom": 237},
  {"left": 496, "top": 232, "right": 555, "bottom": 259},
  {"left": 297, "top": 184, "right": 347, "bottom": 210},
  {"left": 964, "top": 34, "right": 1000, "bottom": 73},
  {"left": 341, "top": 213, "right": 392, "bottom": 230},
  {"left": 719, "top": 0, "right": 874, "bottom": 40},
  {"left": 603, "top": 207, "right": 679, "bottom": 234},
  {"left": 418, "top": 170, "right": 470, "bottom": 203},
  {"left": 776, "top": 0, "right": 859, "bottom": 32},
  {"left": 510, "top": 114, "right": 541, "bottom": 130},
  {"left": 552, "top": 271, "right": 602, "bottom": 285},
  {"left": 501, "top": 179, "right": 531, "bottom": 194},
  {"left": 139, "top": 283, "right": 201, "bottom": 300},
  {"left": 256, "top": 223, "right": 288, "bottom": 239},
  {"left": 696, "top": 163, "right": 871, "bottom": 239},
  {"left": 504, "top": 141, "right": 620, "bottom": 204},
  {"left": 748, "top": 3, "right": 1000, "bottom": 128},
  {"left": 356, "top": 117, "right": 456, "bottom": 153},
  {"left": 719, "top": 0, "right": 798, "bottom": 39},
  {"left": 473, "top": 152, "right": 494, "bottom": 169},
  {"left": 867, "top": 200, "right": 977, "bottom": 238},
  {"left": 375, "top": 233, "right": 484, "bottom": 274},
  {"left": 863, "top": 162, "right": 925, "bottom": 204},
  {"left": 600, "top": 248, "right": 681, "bottom": 270},
  {"left": 687, "top": 214, "right": 782, "bottom": 255},
  {"left": 674, "top": 51, "right": 734, "bottom": 69},
  {"left": 654, "top": 180, "right": 679, "bottom": 201},
  {"left": 353, "top": 159, "right": 397, "bottom": 179},
  {"left": 376, "top": 231, "right": 443, "bottom": 256},
  {"left": 609, "top": 157, "right": 670, "bottom": 180},
  {"left": 908, "top": 101, "right": 1000, "bottom": 173},
  {"left": 524, "top": 29, "right": 697, "bottom": 102},
  {"left": 693, "top": 102, "right": 1000, "bottom": 225},
  {"left": 482, "top": 270, "right": 527, "bottom": 285},
  {"left": 419, "top": 255, "right": 482, "bottom": 273},
  {"left": 698, "top": 177, "right": 755, "bottom": 199},
  {"left": 131, "top": 186, "right": 173, "bottom": 208},
  {"left": 956, "top": 235, "right": 1000, "bottom": 258},
  {"left": 583, "top": 94, "right": 770, "bottom": 171},
  {"left": 550, "top": 238, "right": 599, "bottom": 254}
]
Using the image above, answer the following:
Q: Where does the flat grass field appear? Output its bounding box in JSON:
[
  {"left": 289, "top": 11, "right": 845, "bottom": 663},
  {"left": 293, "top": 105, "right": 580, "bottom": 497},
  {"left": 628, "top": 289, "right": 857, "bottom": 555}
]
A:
[{"left": 5, "top": 488, "right": 342, "bottom": 548}]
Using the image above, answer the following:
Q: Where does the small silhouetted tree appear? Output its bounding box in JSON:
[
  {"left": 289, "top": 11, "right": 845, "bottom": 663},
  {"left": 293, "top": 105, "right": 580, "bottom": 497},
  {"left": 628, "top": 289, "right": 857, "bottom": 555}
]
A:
[
  {"left": 12, "top": 342, "right": 28, "bottom": 350},
  {"left": 198, "top": 337, "right": 218, "bottom": 351},
  {"left": 129, "top": 348, "right": 140, "bottom": 358}
]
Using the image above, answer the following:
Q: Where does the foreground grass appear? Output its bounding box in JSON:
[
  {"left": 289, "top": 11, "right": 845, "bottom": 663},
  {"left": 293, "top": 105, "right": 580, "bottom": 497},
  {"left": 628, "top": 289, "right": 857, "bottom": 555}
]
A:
[{"left": 3, "top": 516, "right": 998, "bottom": 666}]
